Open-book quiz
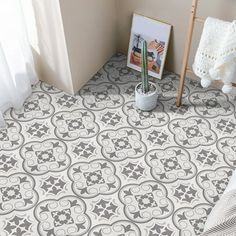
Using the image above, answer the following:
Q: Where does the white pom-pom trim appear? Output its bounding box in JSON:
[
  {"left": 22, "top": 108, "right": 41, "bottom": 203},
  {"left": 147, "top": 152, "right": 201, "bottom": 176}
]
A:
[
  {"left": 222, "top": 84, "right": 233, "bottom": 94},
  {"left": 201, "top": 78, "right": 212, "bottom": 88}
]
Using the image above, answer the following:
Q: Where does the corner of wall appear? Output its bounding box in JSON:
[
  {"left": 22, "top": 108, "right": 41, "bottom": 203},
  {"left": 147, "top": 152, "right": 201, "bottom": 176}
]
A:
[
  {"left": 31, "top": 0, "right": 74, "bottom": 95},
  {"left": 59, "top": 0, "right": 118, "bottom": 94}
]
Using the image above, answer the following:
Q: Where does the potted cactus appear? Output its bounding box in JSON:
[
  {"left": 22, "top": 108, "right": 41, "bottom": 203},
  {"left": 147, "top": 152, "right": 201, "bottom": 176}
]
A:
[{"left": 135, "top": 40, "right": 158, "bottom": 111}]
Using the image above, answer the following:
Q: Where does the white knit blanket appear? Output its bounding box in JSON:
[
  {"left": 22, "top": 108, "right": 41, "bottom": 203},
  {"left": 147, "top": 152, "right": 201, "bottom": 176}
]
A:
[
  {"left": 193, "top": 17, "right": 236, "bottom": 93},
  {"left": 202, "top": 189, "right": 236, "bottom": 236}
]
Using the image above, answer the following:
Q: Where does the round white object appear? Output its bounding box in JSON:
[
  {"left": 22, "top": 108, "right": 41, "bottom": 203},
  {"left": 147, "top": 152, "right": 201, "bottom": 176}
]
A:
[
  {"left": 201, "top": 78, "right": 212, "bottom": 88},
  {"left": 222, "top": 84, "right": 233, "bottom": 94}
]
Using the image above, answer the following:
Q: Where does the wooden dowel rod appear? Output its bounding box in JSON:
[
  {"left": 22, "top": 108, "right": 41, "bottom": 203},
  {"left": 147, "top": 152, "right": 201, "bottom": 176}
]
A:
[
  {"left": 186, "top": 67, "right": 193, "bottom": 73},
  {"left": 176, "top": 0, "right": 199, "bottom": 106},
  {"left": 176, "top": 0, "right": 236, "bottom": 105}
]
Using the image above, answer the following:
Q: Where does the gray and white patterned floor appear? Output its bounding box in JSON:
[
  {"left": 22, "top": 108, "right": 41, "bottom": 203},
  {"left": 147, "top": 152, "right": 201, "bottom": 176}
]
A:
[{"left": 1, "top": 53, "right": 236, "bottom": 236}]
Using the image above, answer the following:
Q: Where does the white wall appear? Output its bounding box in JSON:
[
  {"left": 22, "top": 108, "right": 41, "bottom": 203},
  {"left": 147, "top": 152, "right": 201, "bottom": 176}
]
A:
[
  {"left": 23, "top": 0, "right": 73, "bottom": 94},
  {"left": 59, "top": 0, "right": 117, "bottom": 93},
  {"left": 27, "top": 0, "right": 236, "bottom": 93},
  {"left": 116, "top": 0, "right": 236, "bottom": 75}
]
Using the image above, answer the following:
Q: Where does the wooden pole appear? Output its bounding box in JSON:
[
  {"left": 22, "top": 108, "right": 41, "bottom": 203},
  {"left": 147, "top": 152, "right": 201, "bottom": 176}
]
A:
[{"left": 176, "top": 0, "right": 199, "bottom": 107}]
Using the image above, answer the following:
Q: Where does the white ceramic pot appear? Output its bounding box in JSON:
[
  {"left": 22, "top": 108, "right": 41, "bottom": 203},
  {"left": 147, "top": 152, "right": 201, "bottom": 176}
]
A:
[{"left": 135, "top": 82, "right": 158, "bottom": 111}]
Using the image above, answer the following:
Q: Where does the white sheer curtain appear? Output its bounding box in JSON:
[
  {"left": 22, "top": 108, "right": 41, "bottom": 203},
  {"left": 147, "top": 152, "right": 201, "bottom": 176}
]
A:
[{"left": 0, "top": 0, "right": 38, "bottom": 127}]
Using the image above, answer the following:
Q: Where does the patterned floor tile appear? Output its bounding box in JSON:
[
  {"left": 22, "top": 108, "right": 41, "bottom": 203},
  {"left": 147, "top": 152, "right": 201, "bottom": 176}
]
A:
[{"left": 1, "top": 54, "right": 236, "bottom": 235}]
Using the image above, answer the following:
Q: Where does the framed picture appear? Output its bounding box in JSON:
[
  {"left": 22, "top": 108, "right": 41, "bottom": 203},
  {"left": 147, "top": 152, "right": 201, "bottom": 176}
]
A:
[{"left": 127, "top": 13, "right": 171, "bottom": 79}]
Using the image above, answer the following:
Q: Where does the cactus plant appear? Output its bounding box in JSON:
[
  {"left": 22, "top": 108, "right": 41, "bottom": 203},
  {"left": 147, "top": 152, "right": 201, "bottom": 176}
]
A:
[
  {"left": 141, "top": 40, "right": 150, "bottom": 93},
  {"left": 135, "top": 39, "right": 158, "bottom": 111}
]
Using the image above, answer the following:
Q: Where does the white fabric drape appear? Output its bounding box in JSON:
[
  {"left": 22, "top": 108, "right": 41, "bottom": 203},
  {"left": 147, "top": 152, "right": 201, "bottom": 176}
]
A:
[{"left": 0, "top": 0, "right": 38, "bottom": 127}]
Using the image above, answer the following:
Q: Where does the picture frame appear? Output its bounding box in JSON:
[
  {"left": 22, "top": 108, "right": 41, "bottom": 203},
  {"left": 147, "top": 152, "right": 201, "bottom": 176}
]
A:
[{"left": 127, "top": 13, "right": 172, "bottom": 79}]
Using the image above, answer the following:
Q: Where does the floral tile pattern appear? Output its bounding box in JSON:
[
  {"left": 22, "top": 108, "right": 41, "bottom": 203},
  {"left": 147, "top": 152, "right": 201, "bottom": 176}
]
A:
[
  {"left": 123, "top": 101, "right": 170, "bottom": 129},
  {"left": 169, "top": 117, "right": 217, "bottom": 149},
  {"left": 0, "top": 53, "right": 236, "bottom": 235},
  {"left": 88, "top": 220, "right": 141, "bottom": 236},
  {"left": 119, "top": 181, "right": 174, "bottom": 223},
  {"left": 0, "top": 120, "right": 24, "bottom": 150},
  {"left": 34, "top": 196, "right": 91, "bottom": 236},
  {"left": 146, "top": 147, "right": 197, "bottom": 183},
  {"left": 10, "top": 92, "right": 54, "bottom": 121},
  {"left": 0, "top": 173, "right": 38, "bottom": 215},
  {"left": 68, "top": 159, "right": 121, "bottom": 198},
  {"left": 52, "top": 109, "right": 99, "bottom": 141},
  {"left": 196, "top": 167, "right": 232, "bottom": 204},
  {"left": 98, "top": 128, "right": 146, "bottom": 162},
  {"left": 2, "top": 214, "right": 33, "bottom": 236},
  {"left": 20, "top": 139, "right": 71, "bottom": 175},
  {"left": 189, "top": 90, "right": 235, "bottom": 118}
]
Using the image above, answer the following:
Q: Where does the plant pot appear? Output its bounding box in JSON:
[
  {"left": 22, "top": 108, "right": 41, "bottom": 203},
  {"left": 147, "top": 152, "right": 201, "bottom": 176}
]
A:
[{"left": 135, "top": 82, "right": 158, "bottom": 111}]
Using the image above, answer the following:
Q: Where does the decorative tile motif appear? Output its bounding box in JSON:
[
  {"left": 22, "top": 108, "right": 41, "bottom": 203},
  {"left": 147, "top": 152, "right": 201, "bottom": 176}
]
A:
[
  {"left": 40, "top": 82, "right": 61, "bottom": 94},
  {"left": 146, "top": 130, "right": 169, "bottom": 146},
  {"left": 10, "top": 92, "right": 54, "bottom": 121},
  {"left": 215, "top": 118, "right": 236, "bottom": 134},
  {"left": 196, "top": 167, "right": 232, "bottom": 204},
  {"left": 84, "top": 170, "right": 105, "bottom": 186},
  {"left": 89, "top": 70, "right": 108, "bottom": 83},
  {"left": 0, "top": 153, "right": 18, "bottom": 173},
  {"left": 20, "top": 139, "right": 71, "bottom": 175},
  {"left": 100, "top": 111, "right": 123, "bottom": 127},
  {"left": 92, "top": 198, "right": 119, "bottom": 220},
  {"left": 159, "top": 80, "right": 177, "bottom": 93},
  {"left": 52, "top": 109, "right": 99, "bottom": 141},
  {"left": 0, "top": 173, "right": 38, "bottom": 215},
  {"left": 189, "top": 217, "right": 208, "bottom": 236},
  {"left": 173, "top": 204, "right": 212, "bottom": 235},
  {"left": 123, "top": 101, "right": 170, "bottom": 129},
  {"left": 146, "top": 147, "right": 197, "bottom": 183},
  {"left": 1, "top": 55, "right": 236, "bottom": 235},
  {"left": 80, "top": 83, "right": 124, "bottom": 110},
  {"left": 68, "top": 160, "right": 121, "bottom": 198},
  {"left": 26, "top": 122, "right": 50, "bottom": 138},
  {"left": 189, "top": 90, "right": 235, "bottom": 118},
  {"left": 3, "top": 215, "right": 32, "bottom": 236},
  {"left": 56, "top": 94, "right": 78, "bottom": 108},
  {"left": 158, "top": 76, "right": 189, "bottom": 101},
  {"left": 135, "top": 192, "right": 158, "bottom": 209},
  {"left": 121, "top": 161, "right": 146, "bottom": 181},
  {"left": 1, "top": 185, "right": 22, "bottom": 202},
  {"left": 72, "top": 140, "right": 97, "bottom": 159},
  {"left": 98, "top": 128, "right": 146, "bottom": 162},
  {"left": 104, "top": 58, "right": 140, "bottom": 83},
  {"left": 88, "top": 220, "right": 141, "bottom": 236},
  {"left": 0, "top": 129, "right": 9, "bottom": 141},
  {"left": 34, "top": 196, "right": 91, "bottom": 236},
  {"left": 169, "top": 117, "right": 217, "bottom": 148},
  {"left": 119, "top": 181, "right": 174, "bottom": 223},
  {"left": 0, "top": 120, "right": 24, "bottom": 151},
  {"left": 51, "top": 208, "right": 74, "bottom": 227},
  {"left": 146, "top": 223, "right": 175, "bottom": 236},
  {"left": 188, "top": 79, "right": 202, "bottom": 89},
  {"left": 217, "top": 136, "right": 236, "bottom": 167},
  {"left": 195, "top": 149, "right": 219, "bottom": 167},
  {"left": 173, "top": 184, "right": 198, "bottom": 203},
  {"left": 112, "top": 137, "right": 132, "bottom": 151},
  {"left": 167, "top": 101, "right": 191, "bottom": 116},
  {"left": 121, "top": 83, "right": 136, "bottom": 97},
  {"left": 40, "top": 175, "right": 66, "bottom": 196}
]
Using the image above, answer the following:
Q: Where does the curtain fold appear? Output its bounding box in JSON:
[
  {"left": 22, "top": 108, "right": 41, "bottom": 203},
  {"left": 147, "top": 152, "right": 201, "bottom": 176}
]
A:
[{"left": 0, "top": 0, "right": 38, "bottom": 127}]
